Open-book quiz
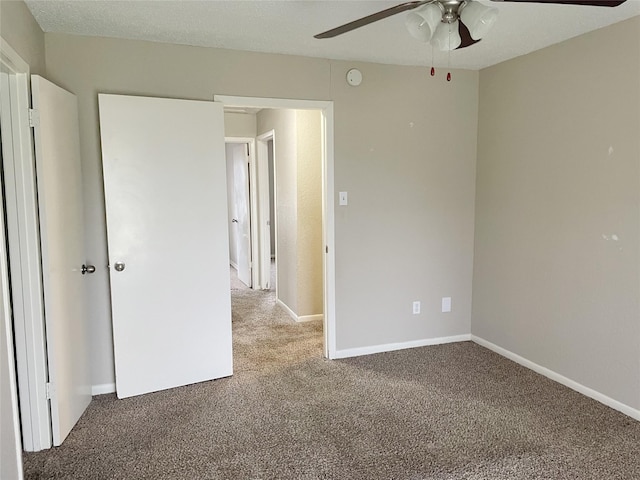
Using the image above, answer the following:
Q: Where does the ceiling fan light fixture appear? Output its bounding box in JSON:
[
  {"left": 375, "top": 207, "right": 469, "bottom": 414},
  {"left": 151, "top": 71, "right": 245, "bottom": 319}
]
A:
[
  {"left": 431, "top": 21, "right": 462, "bottom": 51},
  {"left": 460, "top": 1, "right": 499, "bottom": 40},
  {"left": 405, "top": 3, "right": 442, "bottom": 42}
]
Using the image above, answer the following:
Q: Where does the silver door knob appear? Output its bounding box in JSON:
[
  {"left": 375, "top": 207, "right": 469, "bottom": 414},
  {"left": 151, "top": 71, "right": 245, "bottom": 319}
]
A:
[
  {"left": 81, "top": 264, "right": 96, "bottom": 275},
  {"left": 114, "top": 262, "right": 125, "bottom": 272}
]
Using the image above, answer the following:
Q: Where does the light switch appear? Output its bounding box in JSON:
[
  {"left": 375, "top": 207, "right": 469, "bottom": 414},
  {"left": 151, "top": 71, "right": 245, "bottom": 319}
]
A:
[
  {"left": 442, "top": 297, "right": 451, "bottom": 313},
  {"left": 339, "top": 191, "right": 348, "bottom": 206}
]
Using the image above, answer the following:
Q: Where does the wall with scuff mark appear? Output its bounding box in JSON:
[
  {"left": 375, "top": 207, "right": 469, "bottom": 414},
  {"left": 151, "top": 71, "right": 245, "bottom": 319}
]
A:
[{"left": 473, "top": 17, "right": 640, "bottom": 410}]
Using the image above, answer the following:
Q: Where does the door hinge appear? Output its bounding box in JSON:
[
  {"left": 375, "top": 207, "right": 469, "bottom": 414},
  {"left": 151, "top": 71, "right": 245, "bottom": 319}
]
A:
[
  {"left": 29, "top": 108, "right": 40, "bottom": 128},
  {"left": 45, "top": 382, "right": 54, "bottom": 400},
  {"left": 326, "top": 245, "right": 329, "bottom": 254}
]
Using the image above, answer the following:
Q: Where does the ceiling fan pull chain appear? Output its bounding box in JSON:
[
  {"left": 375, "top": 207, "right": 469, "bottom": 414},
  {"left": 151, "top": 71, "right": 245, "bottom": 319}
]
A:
[
  {"left": 447, "top": 24, "right": 452, "bottom": 82},
  {"left": 430, "top": 44, "right": 435, "bottom": 76}
]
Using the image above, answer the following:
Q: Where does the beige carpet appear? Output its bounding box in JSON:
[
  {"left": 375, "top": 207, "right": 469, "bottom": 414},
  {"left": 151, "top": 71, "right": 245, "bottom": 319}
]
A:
[{"left": 23, "top": 271, "right": 640, "bottom": 479}]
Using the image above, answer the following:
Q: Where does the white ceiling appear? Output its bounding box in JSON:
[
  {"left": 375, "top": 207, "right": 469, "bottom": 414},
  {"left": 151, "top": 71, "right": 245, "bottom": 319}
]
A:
[{"left": 24, "top": 0, "right": 640, "bottom": 70}]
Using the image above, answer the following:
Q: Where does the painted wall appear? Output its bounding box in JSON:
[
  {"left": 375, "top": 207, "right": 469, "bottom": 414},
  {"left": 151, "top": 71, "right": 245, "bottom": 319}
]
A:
[
  {"left": 43, "top": 33, "right": 478, "bottom": 386},
  {"left": 257, "top": 109, "right": 299, "bottom": 313},
  {"left": 472, "top": 17, "right": 640, "bottom": 410},
  {"left": 332, "top": 61, "right": 478, "bottom": 351},
  {"left": 295, "top": 110, "right": 323, "bottom": 317},
  {"left": 257, "top": 109, "right": 324, "bottom": 318},
  {"left": 0, "top": 0, "right": 45, "bottom": 75},
  {"left": 224, "top": 112, "right": 256, "bottom": 138}
]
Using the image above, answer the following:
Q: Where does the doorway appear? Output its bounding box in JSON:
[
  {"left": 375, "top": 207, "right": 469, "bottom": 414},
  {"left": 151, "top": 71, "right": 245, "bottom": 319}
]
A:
[
  {"left": 225, "top": 139, "right": 255, "bottom": 288},
  {"left": 216, "top": 95, "right": 336, "bottom": 359}
]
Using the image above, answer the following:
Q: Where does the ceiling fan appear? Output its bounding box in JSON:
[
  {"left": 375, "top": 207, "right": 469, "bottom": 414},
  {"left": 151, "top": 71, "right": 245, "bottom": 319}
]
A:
[{"left": 315, "top": 0, "right": 628, "bottom": 51}]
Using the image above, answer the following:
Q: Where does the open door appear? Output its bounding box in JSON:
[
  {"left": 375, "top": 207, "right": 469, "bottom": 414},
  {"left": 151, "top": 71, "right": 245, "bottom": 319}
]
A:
[
  {"left": 228, "top": 143, "right": 252, "bottom": 287},
  {"left": 31, "top": 75, "right": 92, "bottom": 446},
  {"left": 99, "top": 95, "right": 233, "bottom": 399}
]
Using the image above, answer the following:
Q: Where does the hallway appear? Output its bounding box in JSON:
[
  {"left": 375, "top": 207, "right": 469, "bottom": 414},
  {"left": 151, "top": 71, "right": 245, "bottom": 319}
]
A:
[{"left": 229, "top": 266, "right": 323, "bottom": 376}]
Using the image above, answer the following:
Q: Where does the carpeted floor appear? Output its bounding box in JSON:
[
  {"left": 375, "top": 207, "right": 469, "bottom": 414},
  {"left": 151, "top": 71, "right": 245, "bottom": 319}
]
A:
[{"left": 23, "top": 269, "right": 640, "bottom": 479}]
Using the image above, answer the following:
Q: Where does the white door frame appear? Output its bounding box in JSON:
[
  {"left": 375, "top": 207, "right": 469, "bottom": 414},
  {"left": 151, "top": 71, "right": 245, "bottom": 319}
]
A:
[
  {"left": 225, "top": 137, "right": 259, "bottom": 288},
  {"left": 215, "top": 95, "right": 336, "bottom": 359},
  {"left": 256, "top": 130, "right": 276, "bottom": 292},
  {"left": 0, "top": 38, "right": 51, "bottom": 451}
]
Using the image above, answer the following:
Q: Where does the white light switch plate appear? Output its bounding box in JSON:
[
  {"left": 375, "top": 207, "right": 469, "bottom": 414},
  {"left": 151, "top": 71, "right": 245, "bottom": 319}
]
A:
[
  {"left": 442, "top": 297, "right": 451, "bottom": 313},
  {"left": 339, "top": 191, "right": 348, "bottom": 206}
]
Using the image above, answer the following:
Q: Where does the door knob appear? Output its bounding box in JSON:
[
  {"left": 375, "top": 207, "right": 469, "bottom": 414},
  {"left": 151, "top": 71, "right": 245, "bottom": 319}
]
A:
[
  {"left": 81, "top": 264, "right": 96, "bottom": 275},
  {"left": 114, "top": 262, "right": 126, "bottom": 272},
  {"left": 232, "top": 218, "right": 238, "bottom": 223}
]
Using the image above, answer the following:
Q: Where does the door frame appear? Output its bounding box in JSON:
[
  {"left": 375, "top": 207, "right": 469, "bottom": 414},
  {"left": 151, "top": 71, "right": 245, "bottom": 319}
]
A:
[
  {"left": 256, "top": 130, "right": 276, "bottom": 292},
  {"left": 215, "top": 95, "right": 336, "bottom": 359},
  {"left": 225, "top": 137, "right": 259, "bottom": 288},
  {"left": 0, "top": 38, "right": 51, "bottom": 451}
]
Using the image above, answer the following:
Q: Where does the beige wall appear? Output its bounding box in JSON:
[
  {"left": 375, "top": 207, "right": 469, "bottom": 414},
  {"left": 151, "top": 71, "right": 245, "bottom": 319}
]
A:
[
  {"left": 0, "top": 0, "right": 45, "bottom": 74},
  {"left": 224, "top": 112, "right": 256, "bottom": 138},
  {"left": 295, "top": 109, "right": 323, "bottom": 317},
  {"left": 257, "top": 109, "right": 323, "bottom": 318},
  {"left": 44, "top": 33, "right": 478, "bottom": 384},
  {"left": 473, "top": 17, "right": 640, "bottom": 410},
  {"left": 332, "top": 61, "right": 478, "bottom": 350},
  {"left": 257, "top": 108, "right": 299, "bottom": 313}
]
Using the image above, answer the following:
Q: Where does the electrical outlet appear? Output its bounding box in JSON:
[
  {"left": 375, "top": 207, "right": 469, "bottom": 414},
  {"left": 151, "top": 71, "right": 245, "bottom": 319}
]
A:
[
  {"left": 442, "top": 297, "right": 451, "bottom": 313},
  {"left": 413, "top": 301, "right": 421, "bottom": 315}
]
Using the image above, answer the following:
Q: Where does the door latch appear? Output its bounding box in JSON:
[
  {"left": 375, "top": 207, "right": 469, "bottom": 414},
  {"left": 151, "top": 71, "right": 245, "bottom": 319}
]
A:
[{"left": 81, "top": 264, "right": 96, "bottom": 274}]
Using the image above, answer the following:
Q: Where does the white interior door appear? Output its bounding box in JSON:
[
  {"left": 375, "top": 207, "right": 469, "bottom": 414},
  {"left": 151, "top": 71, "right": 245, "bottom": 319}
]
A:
[
  {"left": 99, "top": 94, "right": 233, "bottom": 399},
  {"left": 31, "top": 75, "right": 91, "bottom": 446},
  {"left": 225, "top": 145, "right": 239, "bottom": 269},
  {"left": 230, "top": 143, "right": 252, "bottom": 287}
]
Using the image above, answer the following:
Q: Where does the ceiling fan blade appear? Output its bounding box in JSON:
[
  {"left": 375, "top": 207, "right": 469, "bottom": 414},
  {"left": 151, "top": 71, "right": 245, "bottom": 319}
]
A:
[
  {"left": 490, "top": 0, "right": 626, "bottom": 6},
  {"left": 314, "top": 1, "right": 430, "bottom": 39},
  {"left": 457, "top": 21, "right": 481, "bottom": 50}
]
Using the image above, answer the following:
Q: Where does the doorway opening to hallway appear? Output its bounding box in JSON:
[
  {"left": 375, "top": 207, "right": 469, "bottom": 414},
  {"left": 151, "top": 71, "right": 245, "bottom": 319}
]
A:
[{"left": 223, "top": 102, "right": 332, "bottom": 365}]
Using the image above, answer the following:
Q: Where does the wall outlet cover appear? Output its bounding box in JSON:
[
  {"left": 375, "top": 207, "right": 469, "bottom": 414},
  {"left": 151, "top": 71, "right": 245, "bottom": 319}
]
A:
[{"left": 413, "top": 301, "right": 421, "bottom": 314}]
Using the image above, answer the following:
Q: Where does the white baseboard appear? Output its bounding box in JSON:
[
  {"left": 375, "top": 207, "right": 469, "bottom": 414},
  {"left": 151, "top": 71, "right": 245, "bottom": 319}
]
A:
[
  {"left": 297, "top": 314, "right": 323, "bottom": 323},
  {"left": 276, "top": 298, "right": 298, "bottom": 321},
  {"left": 92, "top": 383, "right": 116, "bottom": 396},
  {"left": 334, "top": 334, "right": 471, "bottom": 360},
  {"left": 276, "top": 299, "right": 322, "bottom": 323},
  {"left": 471, "top": 335, "right": 640, "bottom": 421}
]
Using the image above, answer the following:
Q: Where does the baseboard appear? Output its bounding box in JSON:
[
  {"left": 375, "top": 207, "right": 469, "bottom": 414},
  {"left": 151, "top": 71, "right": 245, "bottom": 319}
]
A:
[
  {"left": 276, "top": 298, "right": 298, "bottom": 322},
  {"left": 92, "top": 383, "right": 116, "bottom": 396},
  {"left": 275, "top": 298, "right": 323, "bottom": 323},
  {"left": 334, "top": 334, "right": 472, "bottom": 360},
  {"left": 297, "top": 314, "right": 323, "bottom": 323},
  {"left": 471, "top": 335, "right": 640, "bottom": 421}
]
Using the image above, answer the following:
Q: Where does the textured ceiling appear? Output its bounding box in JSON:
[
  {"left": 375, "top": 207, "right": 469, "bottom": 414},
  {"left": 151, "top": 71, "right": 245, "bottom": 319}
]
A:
[{"left": 24, "top": 0, "right": 640, "bottom": 70}]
